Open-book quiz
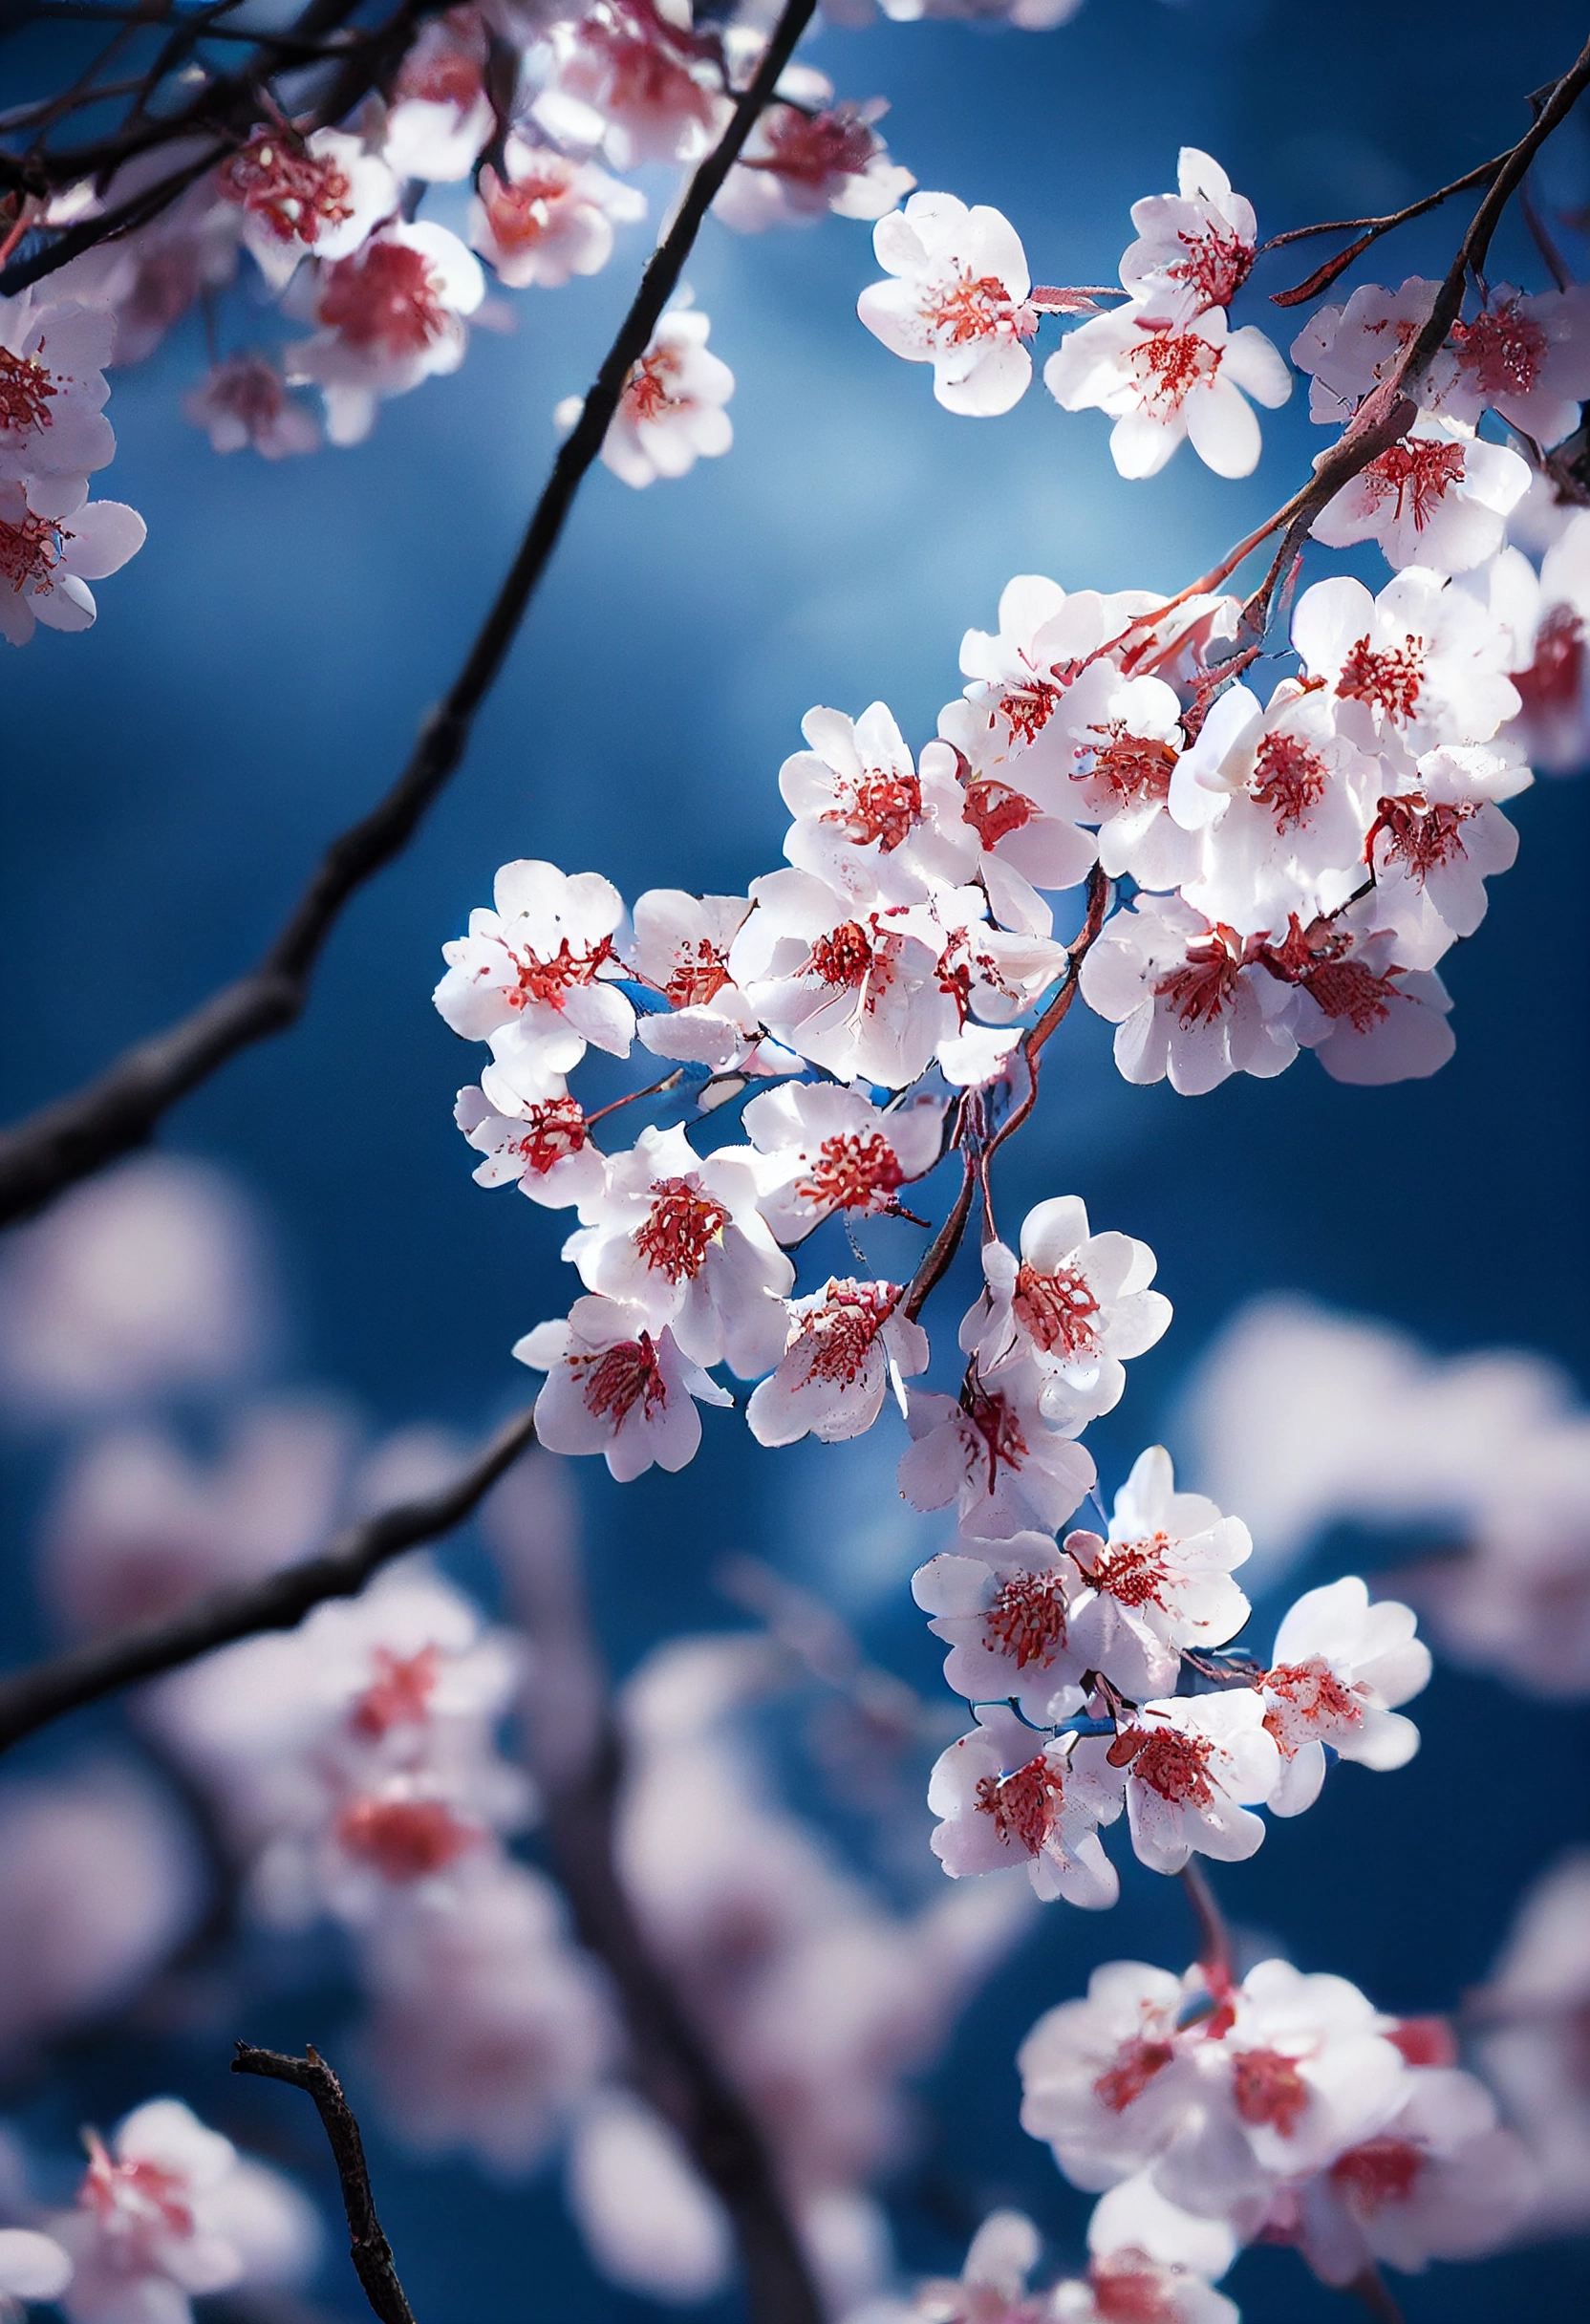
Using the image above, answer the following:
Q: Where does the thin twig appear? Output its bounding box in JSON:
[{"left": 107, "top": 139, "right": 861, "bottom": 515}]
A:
[
  {"left": 1261, "top": 149, "right": 1507, "bottom": 306},
  {"left": 0, "top": 1404, "right": 538, "bottom": 1755},
  {"left": 1178, "top": 1861, "right": 1232, "bottom": 1985},
  {"left": 0, "top": 0, "right": 817, "bottom": 1228},
  {"left": 1346, "top": 2264, "right": 1407, "bottom": 2324},
  {"left": 232, "top": 2044, "right": 417, "bottom": 2324}
]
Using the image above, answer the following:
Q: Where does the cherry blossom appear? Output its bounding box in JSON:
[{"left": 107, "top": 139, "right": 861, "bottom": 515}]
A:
[
  {"left": 1118, "top": 148, "right": 1257, "bottom": 311},
  {"left": 1442, "top": 284, "right": 1590, "bottom": 444},
  {"left": 471, "top": 136, "right": 645, "bottom": 289},
  {"left": 1291, "top": 2068, "right": 1536, "bottom": 2286},
  {"left": 1044, "top": 295, "right": 1291, "bottom": 480},
  {"left": 626, "top": 889, "right": 780, "bottom": 1071},
  {"left": 734, "top": 1080, "right": 945, "bottom": 1243},
  {"left": 561, "top": 1122, "right": 794, "bottom": 1375},
  {"left": 899, "top": 1357, "right": 1097, "bottom": 1539},
  {"left": 858, "top": 192, "right": 1038, "bottom": 416},
  {"left": 716, "top": 81, "right": 915, "bottom": 232},
  {"left": 913, "top": 1528, "right": 1090, "bottom": 1721},
  {"left": 516, "top": 1294, "right": 733, "bottom": 1480},
  {"left": 779, "top": 700, "right": 973, "bottom": 903},
  {"left": 1263, "top": 901, "right": 1457, "bottom": 1087},
  {"left": 533, "top": 0, "right": 730, "bottom": 171},
  {"left": 1018, "top": 1959, "right": 1207, "bottom": 2192},
  {"left": 50, "top": 2099, "right": 319, "bottom": 2324},
  {"left": 1365, "top": 742, "right": 1530, "bottom": 968},
  {"left": 915, "top": 737, "right": 1092, "bottom": 937},
  {"left": 928, "top": 1703, "right": 1120, "bottom": 1904},
  {"left": 1078, "top": 893, "right": 1300, "bottom": 1096},
  {"left": 435, "top": 858, "right": 634, "bottom": 1068},
  {"left": 47, "top": 163, "right": 242, "bottom": 366},
  {"left": 573, "top": 307, "right": 734, "bottom": 488},
  {"left": 1290, "top": 569, "right": 1520, "bottom": 754},
  {"left": 1310, "top": 415, "right": 1529, "bottom": 575},
  {"left": 0, "top": 2230, "right": 73, "bottom": 2316},
  {"left": 1081, "top": 2177, "right": 1239, "bottom": 2324},
  {"left": 220, "top": 124, "right": 397, "bottom": 292},
  {"left": 382, "top": 9, "right": 496, "bottom": 183},
  {"left": 0, "top": 296, "right": 116, "bottom": 494},
  {"left": 746, "top": 1277, "right": 928, "bottom": 1445},
  {"left": 1260, "top": 1577, "right": 1429, "bottom": 1817},
  {"left": 181, "top": 353, "right": 321, "bottom": 458},
  {"left": 1051, "top": 660, "right": 1197, "bottom": 888},
  {"left": 1290, "top": 277, "right": 1447, "bottom": 428},
  {"left": 454, "top": 1083, "right": 609, "bottom": 1210},
  {"left": 0, "top": 479, "right": 146, "bottom": 648},
  {"left": 963, "top": 1195, "right": 1171, "bottom": 1431},
  {"left": 1062, "top": 1447, "right": 1252, "bottom": 1699},
  {"left": 1473, "top": 1852, "right": 1590, "bottom": 2234},
  {"left": 288, "top": 219, "right": 485, "bottom": 445},
  {"left": 1085, "top": 1690, "right": 1278, "bottom": 1874},
  {"left": 901, "top": 2208, "right": 1044, "bottom": 2324},
  {"left": 1495, "top": 513, "right": 1590, "bottom": 774}
]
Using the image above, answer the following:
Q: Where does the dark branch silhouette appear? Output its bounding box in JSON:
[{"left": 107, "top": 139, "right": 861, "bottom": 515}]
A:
[
  {"left": 0, "top": 1404, "right": 537, "bottom": 1754},
  {"left": 0, "top": 0, "right": 817, "bottom": 1228},
  {"left": 232, "top": 2043, "right": 418, "bottom": 2324}
]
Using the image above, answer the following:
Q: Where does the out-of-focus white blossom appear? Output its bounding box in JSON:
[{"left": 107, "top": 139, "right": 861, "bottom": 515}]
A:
[{"left": 569, "top": 307, "right": 734, "bottom": 488}]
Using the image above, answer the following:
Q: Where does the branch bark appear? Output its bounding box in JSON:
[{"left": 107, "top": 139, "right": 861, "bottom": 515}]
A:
[
  {"left": 0, "top": 0, "right": 818, "bottom": 1228},
  {"left": 232, "top": 2043, "right": 417, "bottom": 2324},
  {"left": 0, "top": 1403, "right": 537, "bottom": 1756}
]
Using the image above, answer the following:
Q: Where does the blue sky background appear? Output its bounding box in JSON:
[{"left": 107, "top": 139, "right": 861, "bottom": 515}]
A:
[{"left": 3, "top": 1, "right": 1589, "bottom": 2318}]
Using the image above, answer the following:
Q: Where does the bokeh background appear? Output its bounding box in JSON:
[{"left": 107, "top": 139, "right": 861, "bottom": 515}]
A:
[{"left": 3, "top": 0, "right": 1589, "bottom": 2317}]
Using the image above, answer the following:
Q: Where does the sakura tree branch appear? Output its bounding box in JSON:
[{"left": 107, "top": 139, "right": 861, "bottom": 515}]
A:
[
  {"left": 494, "top": 1477, "right": 826, "bottom": 2324},
  {"left": 1261, "top": 150, "right": 1508, "bottom": 307},
  {"left": 231, "top": 2043, "right": 418, "bottom": 2324},
  {"left": 1178, "top": 1862, "right": 1232, "bottom": 1986},
  {"left": 0, "top": 0, "right": 817, "bottom": 1228},
  {"left": 1346, "top": 2264, "right": 1406, "bottom": 2324},
  {"left": 0, "top": 1404, "right": 537, "bottom": 1756}
]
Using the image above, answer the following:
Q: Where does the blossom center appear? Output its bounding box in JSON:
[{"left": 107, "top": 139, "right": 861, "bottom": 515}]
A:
[
  {"left": 0, "top": 506, "right": 63, "bottom": 595},
  {"left": 1374, "top": 790, "right": 1476, "bottom": 878},
  {"left": 351, "top": 1645, "right": 440, "bottom": 1737},
  {"left": 1121, "top": 1724, "right": 1216, "bottom": 1807},
  {"left": 1329, "top": 2135, "right": 1424, "bottom": 2212},
  {"left": 0, "top": 346, "right": 57, "bottom": 435},
  {"left": 805, "top": 918, "right": 873, "bottom": 989},
  {"left": 962, "top": 1378, "right": 1030, "bottom": 1487},
  {"left": 1154, "top": 927, "right": 1242, "bottom": 1028},
  {"left": 634, "top": 1175, "right": 728, "bottom": 1281},
  {"left": 975, "top": 1751, "right": 1065, "bottom": 1853},
  {"left": 751, "top": 103, "right": 876, "bottom": 186},
  {"left": 220, "top": 131, "right": 355, "bottom": 247},
  {"left": 1169, "top": 222, "right": 1252, "bottom": 309},
  {"left": 794, "top": 1280, "right": 896, "bottom": 1384},
  {"left": 1011, "top": 1259, "right": 1102, "bottom": 1357},
  {"left": 997, "top": 677, "right": 1064, "bottom": 746},
  {"left": 1361, "top": 435, "right": 1467, "bottom": 530},
  {"left": 1515, "top": 603, "right": 1585, "bottom": 716},
  {"left": 1252, "top": 731, "right": 1330, "bottom": 829},
  {"left": 664, "top": 938, "right": 731, "bottom": 1007},
  {"left": 1085, "top": 1531, "right": 1172, "bottom": 1608},
  {"left": 572, "top": 1331, "right": 669, "bottom": 1424},
  {"left": 1080, "top": 722, "right": 1178, "bottom": 810},
  {"left": 623, "top": 341, "right": 687, "bottom": 422},
  {"left": 508, "top": 932, "right": 614, "bottom": 1009},
  {"left": 1337, "top": 631, "right": 1425, "bottom": 721},
  {"left": 923, "top": 269, "right": 1034, "bottom": 348},
  {"left": 485, "top": 164, "right": 578, "bottom": 251},
  {"left": 984, "top": 1567, "right": 1069, "bottom": 1668},
  {"left": 1232, "top": 2045, "right": 1311, "bottom": 2137},
  {"left": 964, "top": 775, "right": 1036, "bottom": 847},
  {"left": 82, "top": 2133, "right": 197, "bottom": 2241},
  {"left": 795, "top": 1130, "right": 904, "bottom": 1213},
  {"left": 511, "top": 1094, "right": 590, "bottom": 1174},
  {"left": 321, "top": 240, "right": 448, "bottom": 355},
  {"left": 1451, "top": 300, "right": 1547, "bottom": 399},
  {"left": 1092, "top": 2034, "right": 1176, "bottom": 2114},
  {"left": 1127, "top": 324, "right": 1221, "bottom": 414},
  {"left": 1087, "top": 2252, "right": 1180, "bottom": 2324},
  {"left": 1263, "top": 1655, "right": 1365, "bottom": 1752},
  {"left": 827, "top": 766, "right": 922, "bottom": 852},
  {"left": 336, "top": 1796, "right": 475, "bottom": 1880}
]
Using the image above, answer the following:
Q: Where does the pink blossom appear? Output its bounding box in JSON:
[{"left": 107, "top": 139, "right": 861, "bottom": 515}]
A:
[
  {"left": 471, "top": 136, "right": 645, "bottom": 289},
  {"left": 1265, "top": 902, "right": 1457, "bottom": 1087},
  {"left": 1019, "top": 1959, "right": 1207, "bottom": 2191},
  {"left": 1079, "top": 893, "right": 1300, "bottom": 1096},
  {"left": 913, "top": 1529, "right": 1090, "bottom": 1722},
  {"left": 1311, "top": 416, "right": 1529, "bottom": 576},
  {"left": 1260, "top": 1577, "right": 1429, "bottom": 1817},
  {"left": 747, "top": 1277, "right": 928, "bottom": 1447},
  {"left": 1291, "top": 570, "right": 1521, "bottom": 752},
  {"left": 1062, "top": 1447, "right": 1252, "bottom": 1699},
  {"left": 533, "top": 0, "right": 729, "bottom": 171},
  {"left": 964, "top": 1195, "right": 1171, "bottom": 1431},
  {"left": 46, "top": 169, "right": 240, "bottom": 366},
  {"left": 567, "top": 2092, "right": 734, "bottom": 2300},
  {"left": 928, "top": 1704, "right": 1119, "bottom": 1904},
  {"left": 0, "top": 478, "right": 144, "bottom": 646},
  {"left": 572, "top": 308, "right": 734, "bottom": 488},
  {"left": 1080, "top": 2177, "right": 1239, "bottom": 2324},
  {"left": 0, "top": 296, "right": 116, "bottom": 493},
  {"left": 288, "top": 219, "right": 484, "bottom": 444},
  {"left": 1083, "top": 1690, "right": 1278, "bottom": 1873},
  {"left": 1496, "top": 513, "right": 1590, "bottom": 773},
  {"left": 898, "top": 1358, "right": 1097, "bottom": 1539},
  {"left": 1441, "top": 285, "right": 1590, "bottom": 446},
  {"left": 435, "top": 857, "right": 634, "bottom": 1065},
  {"left": 779, "top": 700, "right": 973, "bottom": 904},
  {"left": 734, "top": 1081, "right": 945, "bottom": 1244},
  {"left": 383, "top": 9, "right": 495, "bottom": 183},
  {"left": 0, "top": 2231, "right": 73, "bottom": 2313},
  {"left": 1474, "top": 1853, "right": 1590, "bottom": 2233},
  {"left": 516, "top": 1295, "right": 732, "bottom": 1480},
  {"left": 858, "top": 192, "right": 1038, "bottom": 416},
  {"left": 1051, "top": 660, "right": 1196, "bottom": 888},
  {"left": 181, "top": 352, "right": 320, "bottom": 457},
  {"left": 627, "top": 888, "right": 783, "bottom": 1073},
  {"left": 716, "top": 81, "right": 914, "bottom": 232},
  {"left": 454, "top": 1082, "right": 608, "bottom": 1209},
  {"left": 1119, "top": 148, "right": 1257, "bottom": 312},
  {"left": 1044, "top": 295, "right": 1291, "bottom": 479},
  {"left": 219, "top": 124, "right": 397, "bottom": 292},
  {"left": 1290, "top": 277, "right": 1448, "bottom": 428},
  {"left": 1365, "top": 742, "right": 1530, "bottom": 969}
]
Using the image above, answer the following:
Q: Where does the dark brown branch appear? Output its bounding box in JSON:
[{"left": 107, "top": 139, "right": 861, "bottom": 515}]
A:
[
  {"left": 0, "top": 1404, "right": 537, "bottom": 1755},
  {"left": 0, "top": 0, "right": 817, "bottom": 1227},
  {"left": 1262, "top": 150, "right": 1507, "bottom": 307},
  {"left": 491, "top": 1471, "right": 825, "bottom": 2324},
  {"left": 232, "top": 2044, "right": 417, "bottom": 2324}
]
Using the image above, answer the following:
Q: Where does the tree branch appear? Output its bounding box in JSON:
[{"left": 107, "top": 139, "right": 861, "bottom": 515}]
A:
[
  {"left": 0, "top": 0, "right": 817, "bottom": 1228},
  {"left": 232, "top": 2043, "right": 417, "bottom": 2324},
  {"left": 0, "top": 1404, "right": 538, "bottom": 1756}
]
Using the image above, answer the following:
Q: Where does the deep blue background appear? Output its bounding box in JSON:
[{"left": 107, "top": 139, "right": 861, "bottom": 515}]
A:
[{"left": 3, "top": 1, "right": 1589, "bottom": 2318}]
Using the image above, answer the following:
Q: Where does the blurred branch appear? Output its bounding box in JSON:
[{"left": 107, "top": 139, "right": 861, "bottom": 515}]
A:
[
  {"left": 0, "top": 1404, "right": 538, "bottom": 1755},
  {"left": 232, "top": 2043, "right": 418, "bottom": 2324},
  {"left": 493, "top": 1472, "right": 826, "bottom": 2324},
  {"left": 0, "top": 0, "right": 818, "bottom": 1228}
]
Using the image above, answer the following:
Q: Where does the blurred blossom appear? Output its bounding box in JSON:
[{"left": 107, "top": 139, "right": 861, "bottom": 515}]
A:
[
  {"left": 566, "top": 2092, "right": 734, "bottom": 2303},
  {"left": 0, "top": 1158, "right": 274, "bottom": 1420},
  {"left": 1473, "top": 1851, "right": 1590, "bottom": 2233},
  {"left": 0, "top": 1766, "right": 204, "bottom": 2068}
]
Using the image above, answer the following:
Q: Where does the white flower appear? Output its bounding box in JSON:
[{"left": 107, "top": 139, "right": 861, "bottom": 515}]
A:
[
  {"left": 1085, "top": 1690, "right": 1278, "bottom": 1874},
  {"left": 1079, "top": 893, "right": 1300, "bottom": 1097},
  {"left": 746, "top": 1277, "right": 927, "bottom": 1446},
  {"left": 287, "top": 219, "right": 484, "bottom": 445},
  {"left": 716, "top": 91, "right": 914, "bottom": 232},
  {"left": 219, "top": 124, "right": 397, "bottom": 291},
  {"left": 897, "top": 1358, "right": 1097, "bottom": 1539},
  {"left": 515, "top": 1295, "right": 732, "bottom": 1482},
  {"left": 965, "top": 1195, "right": 1171, "bottom": 1431},
  {"left": 1441, "top": 285, "right": 1590, "bottom": 447},
  {"left": 1497, "top": 515, "right": 1590, "bottom": 775},
  {"left": 1290, "top": 568, "right": 1521, "bottom": 753},
  {"left": 626, "top": 888, "right": 773, "bottom": 1072},
  {"left": 382, "top": 12, "right": 494, "bottom": 183},
  {"left": 779, "top": 700, "right": 972, "bottom": 904},
  {"left": 1063, "top": 1447, "right": 1252, "bottom": 1698},
  {"left": 1118, "top": 148, "right": 1257, "bottom": 312},
  {"left": 858, "top": 192, "right": 1038, "bottom": 416},
  {"left": 578, "top": 309, "right": 734, "bottom": 489},
  {"left": 181, "top": 353, "right": 320, "bottom": 458},
  {"left": 1365, "top": 742, "right": 1531, "bottom": 970},
  {"left": 453, "top": 1084, "right": 608, "bottom": 1211},
  {"left": 0, "top": 479, "right": 144, "bottom": 647},
  {"left": 913, "top": 1528, "right": 1089, "bottom": 1722},
  {"left": 1080, "top": 2177, "right": 1238, "bottom": 2324},
  {"left": 0, "top": 295, "right": 116, "bottom": 491},
  {"left": 534, "top": 0, "right": 729, "bottom": 171},
  {"left": 53, "top": 2099, "right": 318, "bottom": 2324},
  {"left": 734, "top": 1080, "right": 945, "bottom": 1243},
  {"left": 1261, "top": 1577, "right": 1430, "bottom": 1817},
  {"left": 1262, "top": 902, "right": 1457, "bottom": 1087},
  {"left": 1044, "top": 295, "right": 1291, "bottom": 480},
  {"left": 562, "top": 1123, "right": 793, "bottom": 1377},
  {"left": 1018, "top": 1959, "right": 1208, "bottom": 2192},
  {"left": 1051, "top": 661, "right": 1197, "bottom": 889},
  {"left": 434, "top": 858, "right": 633, "bottom": 1068},
  {"left": 0, "top": 2229, "right": 73, "bottom": 2313},
  {"left": 471, "top": 137, "right": 644, "bottom": 289},
  {"left": 1311, "top": 416, "right": 1529, "bottom": 576},
  {"left": 928, "top": 1703, "right": 1120, "bottom": 1905},
  {"left": 1290, "top": 277, "right": 1446, "bottom": 428}
]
